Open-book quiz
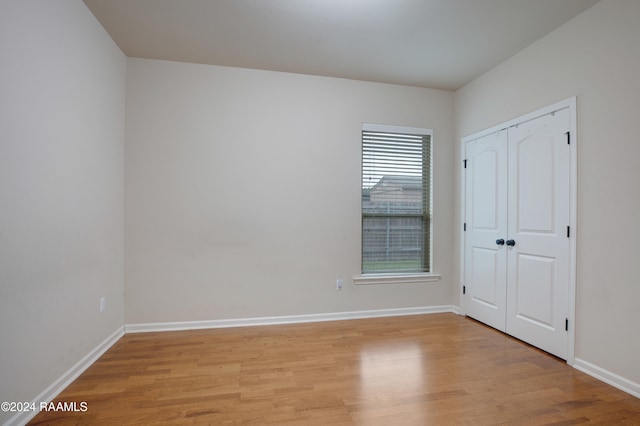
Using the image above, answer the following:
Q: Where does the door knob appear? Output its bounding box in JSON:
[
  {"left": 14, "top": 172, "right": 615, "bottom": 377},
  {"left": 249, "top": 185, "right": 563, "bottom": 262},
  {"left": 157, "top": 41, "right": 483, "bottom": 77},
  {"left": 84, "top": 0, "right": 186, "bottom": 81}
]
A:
[
  {"left": 506, "top": 239, "right": 516, "bottom": 246},
  {"left": 496, "top": 239, "right": 505, "bottom": 246}
]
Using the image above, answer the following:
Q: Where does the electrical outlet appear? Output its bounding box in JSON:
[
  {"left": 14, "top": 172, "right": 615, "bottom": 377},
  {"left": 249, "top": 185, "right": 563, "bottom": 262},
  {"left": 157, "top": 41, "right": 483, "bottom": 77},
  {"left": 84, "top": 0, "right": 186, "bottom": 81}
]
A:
[
  {"left": 100, "top": 297, "right": 106, "bottom": 313},
  {"left": 336, "top": 278, "right": 344, "bottom": 290}
]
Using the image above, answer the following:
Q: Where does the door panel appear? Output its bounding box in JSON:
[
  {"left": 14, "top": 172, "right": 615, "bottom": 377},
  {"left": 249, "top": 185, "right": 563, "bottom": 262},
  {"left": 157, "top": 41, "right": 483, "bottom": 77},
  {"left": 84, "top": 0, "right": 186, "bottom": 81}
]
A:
[
  {"left": 516, "top": 135, "right": 556, "bottom": 233},
  {"left": 514, "top": 253, "right": 555, "bottom": 329},
  {"left": 464, "top": 131, "right": 508, "bottom": 332},
  {"left": 506, "top": 108, "right": 571, "bottom": 359},
  {"left": 472, "top": 149, "right": 500, "bottom": 230},
  {"left": 470, "top": 247, "right": 500, "bottom": 308}
]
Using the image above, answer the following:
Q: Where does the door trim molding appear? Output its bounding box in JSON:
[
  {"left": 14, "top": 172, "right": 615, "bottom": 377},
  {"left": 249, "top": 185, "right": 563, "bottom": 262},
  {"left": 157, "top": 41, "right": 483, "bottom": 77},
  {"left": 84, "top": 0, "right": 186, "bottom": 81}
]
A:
[{"left": 459, "top": 96, "right": 577, "bottom": 364}]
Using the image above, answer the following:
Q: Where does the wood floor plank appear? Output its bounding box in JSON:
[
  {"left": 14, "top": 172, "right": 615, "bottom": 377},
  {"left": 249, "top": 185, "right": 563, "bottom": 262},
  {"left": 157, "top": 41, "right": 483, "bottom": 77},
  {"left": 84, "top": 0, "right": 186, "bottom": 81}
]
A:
[{"left": 28, "top": 313, "right": 640, "bottom": 425}]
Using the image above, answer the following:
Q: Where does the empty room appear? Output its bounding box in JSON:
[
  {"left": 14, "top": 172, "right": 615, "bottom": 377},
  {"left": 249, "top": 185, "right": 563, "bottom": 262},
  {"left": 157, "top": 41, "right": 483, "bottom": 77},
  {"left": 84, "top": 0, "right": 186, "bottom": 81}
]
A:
[{"left": 1, "top": 0, "right": 640, "bottom": 424}]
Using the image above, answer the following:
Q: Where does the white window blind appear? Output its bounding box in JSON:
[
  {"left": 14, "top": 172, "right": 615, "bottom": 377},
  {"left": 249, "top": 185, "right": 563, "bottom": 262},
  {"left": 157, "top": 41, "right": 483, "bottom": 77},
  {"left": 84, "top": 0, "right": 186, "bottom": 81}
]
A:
[{"left": 362, "top": 124, "right": 432, "bottom": 274}]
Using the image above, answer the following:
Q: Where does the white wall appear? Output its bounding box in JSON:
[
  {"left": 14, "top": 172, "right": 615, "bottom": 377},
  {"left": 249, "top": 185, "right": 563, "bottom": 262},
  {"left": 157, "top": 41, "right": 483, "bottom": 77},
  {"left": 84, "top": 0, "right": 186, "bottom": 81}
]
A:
[
  {"left": 454, "top": 0, "right": 640, "bottom": 387},
  {"left": 125, "top": 59, "right": 454, "bottom": 324},
  {"left": 0, "top": 1, "right": 126, "bottom": 422}
]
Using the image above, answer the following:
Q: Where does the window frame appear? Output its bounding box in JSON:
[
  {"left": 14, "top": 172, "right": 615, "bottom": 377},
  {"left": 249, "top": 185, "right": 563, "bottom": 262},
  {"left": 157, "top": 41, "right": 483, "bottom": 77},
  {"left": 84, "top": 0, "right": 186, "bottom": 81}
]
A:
[{"left": 360, "top": 123, "right": 435, "bottom": 279}]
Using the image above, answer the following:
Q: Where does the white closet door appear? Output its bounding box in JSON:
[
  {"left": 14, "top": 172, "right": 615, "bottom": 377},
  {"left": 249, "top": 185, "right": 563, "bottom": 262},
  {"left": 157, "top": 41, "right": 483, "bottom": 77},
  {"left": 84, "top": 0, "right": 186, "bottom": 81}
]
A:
[
  {"left": 464, "top": 130, "right": 508, "bottom": 332},
  {"left": 506, "top": 108, "right": 571, "bottom": 359}
]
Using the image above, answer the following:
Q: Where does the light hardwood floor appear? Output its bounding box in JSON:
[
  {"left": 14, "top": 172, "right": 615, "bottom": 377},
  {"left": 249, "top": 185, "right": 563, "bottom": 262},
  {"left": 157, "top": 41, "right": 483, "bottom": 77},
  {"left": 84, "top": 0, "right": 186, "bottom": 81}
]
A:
[{"left": 29, "top": 313, "right": 640, "bottom": 425}]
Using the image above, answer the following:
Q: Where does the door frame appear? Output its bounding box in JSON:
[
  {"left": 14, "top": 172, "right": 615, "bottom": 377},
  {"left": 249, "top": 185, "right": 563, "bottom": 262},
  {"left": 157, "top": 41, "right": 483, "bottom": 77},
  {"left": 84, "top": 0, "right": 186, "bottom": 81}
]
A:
[{"left": 459, "top": 97, "right": 577, "bottom": 364}]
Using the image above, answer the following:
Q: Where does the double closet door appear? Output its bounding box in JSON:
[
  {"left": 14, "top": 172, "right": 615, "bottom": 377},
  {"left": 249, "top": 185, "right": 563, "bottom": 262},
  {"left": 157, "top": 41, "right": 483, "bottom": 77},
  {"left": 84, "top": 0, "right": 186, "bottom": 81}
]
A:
[{"left": 464, "top": 106, "right": 572, "bottom": 360}]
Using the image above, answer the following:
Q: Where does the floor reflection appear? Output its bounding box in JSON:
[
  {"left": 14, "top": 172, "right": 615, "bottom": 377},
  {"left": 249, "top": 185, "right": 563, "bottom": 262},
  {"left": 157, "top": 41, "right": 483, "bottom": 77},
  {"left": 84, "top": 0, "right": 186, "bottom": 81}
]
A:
[{"left": 357, "top": 341, "right": 425, "bottom": 422}]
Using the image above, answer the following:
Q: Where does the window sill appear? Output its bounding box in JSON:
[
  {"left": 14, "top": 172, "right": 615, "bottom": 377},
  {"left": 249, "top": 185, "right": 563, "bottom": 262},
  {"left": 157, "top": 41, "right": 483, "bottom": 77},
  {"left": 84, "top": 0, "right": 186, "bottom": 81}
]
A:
[{"left": 353, "top": 273, "right": 441, "bottom": 286}]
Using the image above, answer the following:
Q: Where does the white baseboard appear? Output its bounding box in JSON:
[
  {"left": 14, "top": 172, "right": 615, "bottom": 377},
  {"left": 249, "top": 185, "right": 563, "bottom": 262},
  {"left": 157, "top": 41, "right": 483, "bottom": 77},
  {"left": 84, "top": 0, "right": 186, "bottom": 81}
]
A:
[
  {"left": 573, "top": 357, "right": 640, "bottom": 399},
  {"left": 125, "top": 305, "right": 458, "bottom": 333},
  {"left": 4, "top": 326, "right": 125, "bottom": 426}
]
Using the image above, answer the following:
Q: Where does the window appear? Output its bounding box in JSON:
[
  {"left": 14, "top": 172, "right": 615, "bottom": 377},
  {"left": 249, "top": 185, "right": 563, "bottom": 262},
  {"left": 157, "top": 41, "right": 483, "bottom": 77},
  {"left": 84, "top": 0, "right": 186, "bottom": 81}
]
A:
[{"left": 362, "top": 124, "right": 432, "bottom": 274}]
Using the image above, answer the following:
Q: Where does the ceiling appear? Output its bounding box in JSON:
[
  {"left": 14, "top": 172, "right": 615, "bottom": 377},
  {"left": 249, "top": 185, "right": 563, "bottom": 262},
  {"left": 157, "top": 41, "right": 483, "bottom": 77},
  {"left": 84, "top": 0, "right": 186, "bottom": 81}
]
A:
[{"left": 83, "top": 0, "right": 600, "bottom": 91}]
